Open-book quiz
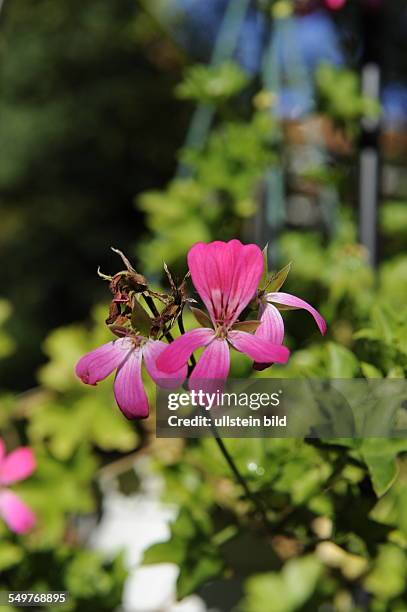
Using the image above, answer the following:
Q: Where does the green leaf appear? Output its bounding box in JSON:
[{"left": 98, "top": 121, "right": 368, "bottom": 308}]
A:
[
  {"left": 65, "top": 550, "right": 127, "bottom": 602},
  {"left": 364, "top": 544, "right": 407, "bottom": 600},
  {"left": 327, "top": 342, "right": 359, "bottom": 378},
  {"left": 360, "top": 440, "right": 403, "bottom": 497},
  {"left": 175, "top": 61, "right": 248, "bottom": 104},
  {"left": 243, "top": 556, "right": 322, "bottom": 612},
  {"left": 266, "top": 262, "right": 292, "bottom": 293},
  {"left": 142, "top": 540, "right": 186, "bottom": 566},
  {"left": 360, "top": 362, "right": 383, "bottom": 379},
  {"left": 142, "top": 508, "right": 223, "bottom": 600},
  {"left": 0, "top": 542, "right": 23, "bottom": 570},
  {"left": 177, "top": 553, "right": 224, "bottom": 600}
]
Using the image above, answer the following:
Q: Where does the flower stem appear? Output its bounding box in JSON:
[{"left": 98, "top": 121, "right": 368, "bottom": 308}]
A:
[
  {"left": 207, "top": 417, "right": 272, "bottom": 533},
  {"left": 178, "top": 309, "right": 196, "bottom": 367},
  {"left": 174, "top": 303, "right": 270, "bottom": 530}
]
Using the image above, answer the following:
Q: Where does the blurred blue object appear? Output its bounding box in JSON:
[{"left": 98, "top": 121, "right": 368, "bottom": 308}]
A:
[
  {"left": 234, "top": 8, "right": 267, "bottom": 73},
  {"left": 171, "top": 1, "right": 347, "bottom": 122},
  {"left": 275, "top": 88, "right": 315, "bottom": 119},
  {"left": 172, "top": 0, "right": 229, "bottom": 58},
  {"left": 271, "top": 10, "right": 343, "bottom": 119},
  {"left": 171, "top": 2, "right": 343, "bottom": 74},
  {"left": 382, "top": 83, "right": 407, "bottom": 128},
  {"left": 288, "top": 10, "right": 344, "bottom": 72}
]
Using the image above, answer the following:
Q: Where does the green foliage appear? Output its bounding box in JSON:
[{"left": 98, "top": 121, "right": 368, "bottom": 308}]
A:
[
  {"left": 316, "top": 64, "right": 381, "bottom": 135},
  {"left": 31, "top": 306, "right": 138, "bottom": 459},
  {"left": 138, "top": 111, "right": 279, "bottom": 273},
  {"left": 138, "top": 179, "right": 213, "bottom": 272},
  {"left": 360, "top": 440, "right": 403, "bottom": 497},
  {"left": 1, "top": 546, "right": 127, "bottom": 612},
  {"left": 144, "top": 508, "right": 224, "bottom": 599},
  {"left": 0, "top": 306, "right": 135, "bottom": 606},
  {"left": 64, "top": 550, "right": 127, "bottom": 608},
  {"left": 242, "top": 556, "right": 322, "bottom": 612},
  {"left": 181, "top": 112, "right": 278, "bottom": 200},
  {"left": 364, "top": 544, "right": 407, "bottom": 601},
  {"left": 380, "top": 201, "right": 407, "bottom": 238},
  {"left": 176, "top": 61, "right": 249, "bottom": 104},
  {"left": 0, "top": 301, "right": 16, "bottom": 360},
  {"left": 0, "top": 427, "right": 128, "bottom": 609}
]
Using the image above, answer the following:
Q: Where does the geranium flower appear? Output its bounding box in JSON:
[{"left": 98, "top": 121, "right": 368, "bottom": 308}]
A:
[
  {"left": 75, "top": 337, "right": 187, "bottom": 419},
  {"left": 156, "top": 240, "right": 290, "bottom": 382},
  {"left": 0, "top": 440, "right": 36, "bottom": 534}
]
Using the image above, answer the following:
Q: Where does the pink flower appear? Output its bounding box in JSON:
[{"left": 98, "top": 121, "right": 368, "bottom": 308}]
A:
[
  {"left": 75, "top": 336, "right": 187, "bottom": 419},
  {"left": 254, "top": 291, "right": 326, "bottom": 369},
  {"left": 324, "top": 0, "right": 346, "bottom": 9},
  {"left": 0, "top": 440, "right": 36, "bottom": 534},
  {"left": 156, "top": 240, "right": 290, "bottom": 382}
]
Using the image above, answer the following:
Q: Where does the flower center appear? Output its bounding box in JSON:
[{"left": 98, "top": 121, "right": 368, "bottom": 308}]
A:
[
  {"left": 132, "top": 334, "right": 145, "bottom": 348},
  {"left": 214, "top": 325, "right": 229, "bottom": 339}
]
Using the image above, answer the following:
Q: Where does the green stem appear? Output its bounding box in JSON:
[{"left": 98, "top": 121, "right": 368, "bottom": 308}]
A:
[
  {"left": 158, "top": 299, "right": 271, "bottom": 531},
  {"left": 208, "top": 417, "right": 272, "bottom": 532},
  {"left": 178, "top": 309, "right": 196, "bottom": 367}
]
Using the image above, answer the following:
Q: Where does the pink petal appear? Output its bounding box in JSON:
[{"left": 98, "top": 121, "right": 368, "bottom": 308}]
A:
[
  {"left": 156, "top": 328, "right": 215, "bottom": 373},
  {"left": 0, "top": 448, "right": 36, "bottom": 485},
  {"left": 253, "top": 304, "right": 285, "bottom": 371},
  {"left": 267, "top": 292, "right": 327, "bottom": 335},
  {"left": 228, "top": 331, "right": 290, "bottom": 364},
  {"left": 325, "top": 0, "right": 346, "bottom": 9},
  {"left": 75, "top": 338, "right": 131, "bottom": 386},
  {"left": 190, "top": 339, "right": 230, "bottom": 381},
  {"left": 188, "top": 240, "right": 263, "bottom": 326},
  {"left": 114, "top": 348, "right": 149, "bottom": 419},
  {"left": 255, "top": 303, "right": 285, "bottom": 344},
  {"left": 143, "top": 340, "right": 187, "bottom": 388},
  {"left": 0, "top": 490, "right": 36, "bottom": 534},
  {"left": 0, "top": 439, "right": 5, "bottom": 464},
  {"left": 189, "top": 339, "right": 230, "bottom": 397}
]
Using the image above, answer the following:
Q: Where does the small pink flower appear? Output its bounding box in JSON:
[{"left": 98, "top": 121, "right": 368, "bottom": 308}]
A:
[
  {"left": 0, "top": 439, "right": 36, "bottom": 534},
  {"left": 324, "top": 0, "right": 346, "bottom": 9},
  {"left": 157, "top": 240, "right": 290, "bottom": 382},
  {"left": 75, "top": 337, "right": 187, "bottom": 419}
]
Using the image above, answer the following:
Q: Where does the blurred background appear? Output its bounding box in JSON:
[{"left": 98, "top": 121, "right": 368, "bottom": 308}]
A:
[{"left": 0, "top": 1, "right": 406, "bottom": 611}]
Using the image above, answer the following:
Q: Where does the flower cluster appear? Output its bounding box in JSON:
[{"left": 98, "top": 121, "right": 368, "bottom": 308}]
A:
[
  {"left": 0, "top": 439, "right": 36, "bottom": 534},
  {"left": 76, "top": 240, "right": 326, "bottom": 419}
]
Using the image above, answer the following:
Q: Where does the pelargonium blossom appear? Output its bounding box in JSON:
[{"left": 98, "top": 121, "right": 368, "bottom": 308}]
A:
[
  {"left": 157, "top": 240, "right": 290, "bottom": 382},
  {"left": 76, "top": 336, "right": 187, "bottom": 419},
  {"left": 0, "top": 440, "right": 36, "bottom": 534}
]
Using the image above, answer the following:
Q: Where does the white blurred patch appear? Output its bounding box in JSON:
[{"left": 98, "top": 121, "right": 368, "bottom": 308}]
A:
[{"left": 90, "top": 457, "right": 206, "bottom": 612}]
